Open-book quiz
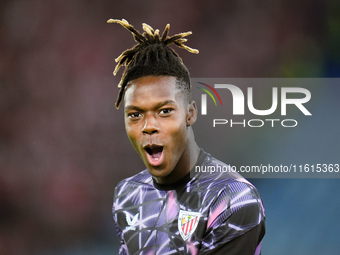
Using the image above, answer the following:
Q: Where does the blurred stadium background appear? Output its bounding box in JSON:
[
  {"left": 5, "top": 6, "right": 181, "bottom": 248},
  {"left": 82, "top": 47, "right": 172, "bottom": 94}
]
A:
[{"left": 1, "top": 0, "right": 339, "bottom": 254}]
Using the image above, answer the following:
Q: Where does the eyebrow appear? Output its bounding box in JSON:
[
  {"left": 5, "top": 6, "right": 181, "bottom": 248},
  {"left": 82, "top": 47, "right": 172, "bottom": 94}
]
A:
[{"left": 125, "top": 100, "right": 176, "bottom": 111}]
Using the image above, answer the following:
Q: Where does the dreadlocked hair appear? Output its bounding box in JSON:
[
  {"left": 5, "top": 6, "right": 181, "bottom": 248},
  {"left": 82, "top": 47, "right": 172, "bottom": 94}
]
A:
[{"left": 107, "top": 19, "right": 199, "bottom": 109}]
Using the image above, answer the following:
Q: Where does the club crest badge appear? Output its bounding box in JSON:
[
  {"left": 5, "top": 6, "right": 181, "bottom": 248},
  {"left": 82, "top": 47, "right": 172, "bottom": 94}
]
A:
[{"left": 178, "top": 210, "right": 201, "bottom": 241}]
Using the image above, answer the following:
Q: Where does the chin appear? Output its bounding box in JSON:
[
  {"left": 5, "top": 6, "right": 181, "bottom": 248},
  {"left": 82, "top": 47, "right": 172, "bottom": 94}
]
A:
[{"left": 147, "top": 167, "right": 171, "bottom": 178}]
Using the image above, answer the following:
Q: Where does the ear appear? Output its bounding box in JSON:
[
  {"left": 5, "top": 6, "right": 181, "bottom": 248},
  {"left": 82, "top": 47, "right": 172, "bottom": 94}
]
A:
[{"left": 186, "top": 100, "right": 197, "bottom": 126}]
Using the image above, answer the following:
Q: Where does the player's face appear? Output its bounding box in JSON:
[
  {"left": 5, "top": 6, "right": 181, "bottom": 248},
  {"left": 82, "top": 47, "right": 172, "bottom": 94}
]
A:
[{"left": 124, "top": 75, "right": 195, "bottom": 184}]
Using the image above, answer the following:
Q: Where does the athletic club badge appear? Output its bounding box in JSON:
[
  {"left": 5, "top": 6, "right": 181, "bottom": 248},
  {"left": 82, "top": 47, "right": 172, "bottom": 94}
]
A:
[{"left": 178, "top": 210, "right": 201, "bottom": 241}]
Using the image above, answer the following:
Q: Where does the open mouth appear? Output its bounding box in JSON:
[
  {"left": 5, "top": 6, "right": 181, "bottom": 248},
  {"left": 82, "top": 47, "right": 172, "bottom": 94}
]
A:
[{"left": 144, "top": 145, "right": 164, "bottom": 166}]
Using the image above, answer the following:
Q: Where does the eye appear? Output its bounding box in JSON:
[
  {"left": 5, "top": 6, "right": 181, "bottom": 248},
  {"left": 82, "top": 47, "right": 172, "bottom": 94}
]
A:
[
  {"left": 127, "top": 112, "right": 142, "bottom": 119},
  {"left": 159, "top": 108, "right": 173, "bottom": 116}
]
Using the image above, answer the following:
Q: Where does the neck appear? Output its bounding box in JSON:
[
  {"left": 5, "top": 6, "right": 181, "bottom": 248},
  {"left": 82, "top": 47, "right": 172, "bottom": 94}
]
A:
[{"left": 186, "top": 128, "right": 201, "bottom": 172}]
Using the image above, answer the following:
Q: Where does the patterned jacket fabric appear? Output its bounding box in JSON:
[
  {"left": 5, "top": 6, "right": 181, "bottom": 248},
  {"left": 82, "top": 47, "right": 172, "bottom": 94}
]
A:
[{"left": 113, "top": 149, "right": 265, "bottom": 255}]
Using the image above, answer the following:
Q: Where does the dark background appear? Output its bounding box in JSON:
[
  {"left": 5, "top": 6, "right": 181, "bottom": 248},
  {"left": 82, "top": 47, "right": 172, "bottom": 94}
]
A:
[{"left": 1, "top": 0, "right": 339, "bottom": 254}]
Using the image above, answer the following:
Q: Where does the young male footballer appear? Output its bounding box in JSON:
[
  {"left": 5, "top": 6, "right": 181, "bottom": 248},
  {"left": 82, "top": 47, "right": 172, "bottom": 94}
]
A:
[{"left": 108, "top": 19, "right": 265, "bottom": 254}]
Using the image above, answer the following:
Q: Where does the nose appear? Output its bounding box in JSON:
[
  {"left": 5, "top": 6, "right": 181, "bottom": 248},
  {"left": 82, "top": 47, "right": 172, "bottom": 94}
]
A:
[{"left": 142, "top": 114, "right": 159, "bottom": 135}]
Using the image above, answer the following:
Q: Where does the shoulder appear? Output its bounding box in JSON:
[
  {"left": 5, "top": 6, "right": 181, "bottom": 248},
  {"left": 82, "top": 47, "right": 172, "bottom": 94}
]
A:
[
  {"left": 192, "top": 152, "right": 256, "bottom": 193},
  {"left": 195, "top": 152, "right": 265, "bottom": 249},
  {"left": 192, "top": 151, "right": 264, "bottom": 219},
  {"left": 114, "top": 169, "right": 153, "bottom": 196}
]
